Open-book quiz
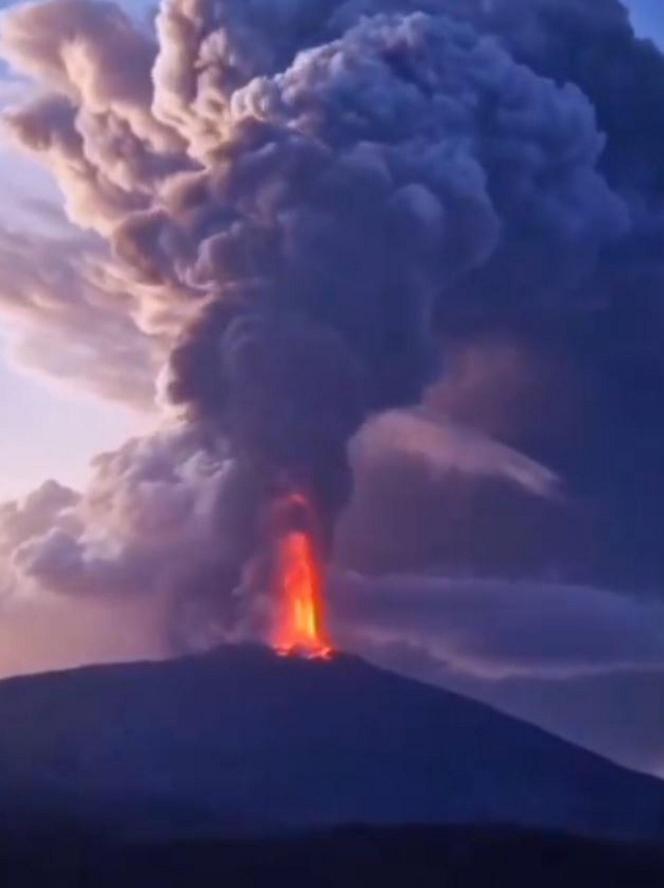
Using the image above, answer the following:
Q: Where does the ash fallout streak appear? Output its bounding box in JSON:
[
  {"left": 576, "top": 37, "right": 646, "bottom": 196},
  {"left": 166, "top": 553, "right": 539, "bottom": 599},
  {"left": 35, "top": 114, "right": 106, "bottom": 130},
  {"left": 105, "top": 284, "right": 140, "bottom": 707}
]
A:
[{"left": 0, "top": 0, "right": 663, "bottom": 649}]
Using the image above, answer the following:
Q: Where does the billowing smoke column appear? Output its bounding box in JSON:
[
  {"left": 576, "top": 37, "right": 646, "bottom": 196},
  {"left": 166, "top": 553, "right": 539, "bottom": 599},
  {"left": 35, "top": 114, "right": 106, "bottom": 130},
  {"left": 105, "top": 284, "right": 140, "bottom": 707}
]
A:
[{"left": 0, "top": 0, "right": 650, "bottom": 645}]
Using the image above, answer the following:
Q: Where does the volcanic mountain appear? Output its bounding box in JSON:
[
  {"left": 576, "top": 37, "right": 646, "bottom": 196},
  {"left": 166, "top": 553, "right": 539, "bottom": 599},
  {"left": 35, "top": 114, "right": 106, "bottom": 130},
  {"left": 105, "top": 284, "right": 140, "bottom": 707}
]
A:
[{"left": 0, "top": 644, "right": 662, "bottom": 842}]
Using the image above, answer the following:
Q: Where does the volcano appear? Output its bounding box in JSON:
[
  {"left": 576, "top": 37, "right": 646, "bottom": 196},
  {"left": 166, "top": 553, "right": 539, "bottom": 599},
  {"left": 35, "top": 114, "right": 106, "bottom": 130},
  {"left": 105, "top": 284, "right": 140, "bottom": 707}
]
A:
[{"left": 0, "top": 645, "right": 662, "bottom": 842}]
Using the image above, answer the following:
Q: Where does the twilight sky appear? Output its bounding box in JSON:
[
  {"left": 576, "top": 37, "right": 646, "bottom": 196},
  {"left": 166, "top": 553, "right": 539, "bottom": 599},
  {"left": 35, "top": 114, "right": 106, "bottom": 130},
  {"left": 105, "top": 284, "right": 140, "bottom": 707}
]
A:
[{"left": 0, "top": 0, "right": 662, "bottom": 782}]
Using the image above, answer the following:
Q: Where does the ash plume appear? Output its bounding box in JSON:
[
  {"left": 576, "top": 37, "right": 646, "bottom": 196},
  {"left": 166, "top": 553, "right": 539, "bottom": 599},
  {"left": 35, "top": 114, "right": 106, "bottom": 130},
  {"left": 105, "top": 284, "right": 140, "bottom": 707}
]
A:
[{"left": 1, "top": 0, "right": 663, "bottom": 647}]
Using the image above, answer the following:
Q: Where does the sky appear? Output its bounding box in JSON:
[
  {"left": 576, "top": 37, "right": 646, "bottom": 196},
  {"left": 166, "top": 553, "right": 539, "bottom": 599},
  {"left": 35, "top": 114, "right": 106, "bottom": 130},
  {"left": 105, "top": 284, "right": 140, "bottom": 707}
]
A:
[
  {"left": 629, "top": 0, "right": 664, "bottom": 45},
  {"left": 0, "top": 349, "right": 147, "bottom": 498},
  {"left": 0, "top": 90, "right": 146, "bottom": 500},
  {"left": 0, "top": 0, "right": 663, "bottom": 784},
  {"left": 0, "top": 0, "right": 155, "bottom": 502}
]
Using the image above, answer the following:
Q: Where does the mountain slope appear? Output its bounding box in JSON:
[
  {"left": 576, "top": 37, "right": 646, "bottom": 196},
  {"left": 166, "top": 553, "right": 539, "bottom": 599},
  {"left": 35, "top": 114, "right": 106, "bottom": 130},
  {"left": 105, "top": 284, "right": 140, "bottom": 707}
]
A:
[{"left": 0, "top": 644, "right": 660, "bottom": 840}]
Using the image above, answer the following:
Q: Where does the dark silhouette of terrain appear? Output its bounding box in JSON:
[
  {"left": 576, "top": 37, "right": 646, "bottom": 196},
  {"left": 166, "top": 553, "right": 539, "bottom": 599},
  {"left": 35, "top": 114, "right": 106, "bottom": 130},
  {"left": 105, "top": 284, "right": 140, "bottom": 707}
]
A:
[
  {"left": 1, "top": 825, "right": 663, "bottom": 887},
  {"left": 0, "top": 644, "right": 660, "bottom": 843}
]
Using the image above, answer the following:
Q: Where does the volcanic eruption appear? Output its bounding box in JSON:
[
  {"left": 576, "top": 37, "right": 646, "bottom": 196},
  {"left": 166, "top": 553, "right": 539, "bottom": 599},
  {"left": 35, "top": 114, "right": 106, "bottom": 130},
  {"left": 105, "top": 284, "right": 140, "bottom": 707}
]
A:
[
  {"left": 0, "top": 0, "right": 641, "bottom": 651},
  {"left": 270, "top": 493, "right": 332, "bottom": 659}
]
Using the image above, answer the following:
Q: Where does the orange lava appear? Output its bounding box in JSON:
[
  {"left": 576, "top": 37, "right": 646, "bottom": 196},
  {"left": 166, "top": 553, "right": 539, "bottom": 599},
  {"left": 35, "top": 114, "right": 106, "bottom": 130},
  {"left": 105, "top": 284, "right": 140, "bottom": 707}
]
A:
[{"left": 271, "top": 507, "right": 332, "bottom": 659}]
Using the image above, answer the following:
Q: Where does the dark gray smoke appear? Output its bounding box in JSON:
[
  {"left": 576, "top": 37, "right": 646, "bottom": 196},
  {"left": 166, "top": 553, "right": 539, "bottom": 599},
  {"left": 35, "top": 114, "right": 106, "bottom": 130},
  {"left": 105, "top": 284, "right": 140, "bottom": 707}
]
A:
[
  {"left": 23, "top": 1, "right": 626, "bottom": 505},
  {"left": 1, "top": 0, "right": 663, "bottom": 638}
]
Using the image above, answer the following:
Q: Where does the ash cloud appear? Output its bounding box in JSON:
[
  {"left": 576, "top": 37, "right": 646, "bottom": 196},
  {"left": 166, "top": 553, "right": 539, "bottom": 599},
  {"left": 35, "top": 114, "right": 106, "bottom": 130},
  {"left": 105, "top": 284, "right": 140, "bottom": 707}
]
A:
[
  {"left": 332, "top": 573, "right": 664, "bottom": 680},
  {"left": 0, "top": 221, "right": 159, "bottom": 406},
  {"left": 0, "top": 0, "right": 663, "bottom": 650},
  {"left": 336, "top": 409, "right": 572, "bottom": 578},
  {"left": 0, "top": 425, "right": 273, "bottom": 654},
  {"left": 2, "top": 427, "right": 237, "bottom": 601}
]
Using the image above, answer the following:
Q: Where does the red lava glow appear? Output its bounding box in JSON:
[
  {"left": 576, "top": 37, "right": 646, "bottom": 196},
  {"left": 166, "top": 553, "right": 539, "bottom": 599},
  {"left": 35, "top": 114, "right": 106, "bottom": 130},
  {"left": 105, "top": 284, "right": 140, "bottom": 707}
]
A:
[{"left": 271, "top": 497, "right": 333, "bottom": 660}]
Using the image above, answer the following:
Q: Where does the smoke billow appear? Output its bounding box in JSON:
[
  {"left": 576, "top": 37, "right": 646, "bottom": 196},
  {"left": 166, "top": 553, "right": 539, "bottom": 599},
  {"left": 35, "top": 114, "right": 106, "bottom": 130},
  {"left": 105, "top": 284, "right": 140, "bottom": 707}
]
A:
[{"left": 1, "top": 0, "right": 663, "bottom": 647}]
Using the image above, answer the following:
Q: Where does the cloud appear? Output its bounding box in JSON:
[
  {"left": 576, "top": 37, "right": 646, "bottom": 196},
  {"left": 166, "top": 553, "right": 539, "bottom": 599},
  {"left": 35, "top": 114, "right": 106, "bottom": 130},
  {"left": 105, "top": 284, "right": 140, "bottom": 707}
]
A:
[
  {"left": 0, "top": 0, "right": 630, "bottom": 550},
  {"left": 2, "top": 426, "right": 234, "bottom": 599},
  {"left": 336, "top": 408, "right": 579, "bottom": 579},
  {"left": 350, "top": 410, "right": 559, "bottom": 497},
  {"left": 464, "top": 0, "right": 664, "bottom": 199},
  {"left": 332, "top": 573, "right": 664, "bottom": 679},
  {"left": 0, "top": 221, "right": 159, "bottom": 406}
]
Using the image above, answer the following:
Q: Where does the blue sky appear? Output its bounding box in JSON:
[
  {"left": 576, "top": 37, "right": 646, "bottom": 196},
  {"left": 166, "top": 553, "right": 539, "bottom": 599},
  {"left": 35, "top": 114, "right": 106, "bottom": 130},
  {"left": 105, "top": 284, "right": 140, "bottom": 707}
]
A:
[
  {"left": 628, "top": 0, "right": 664, "bottom": 46},
  {"left": 0, "top": 0, "right": 661, "bottom": 502}
]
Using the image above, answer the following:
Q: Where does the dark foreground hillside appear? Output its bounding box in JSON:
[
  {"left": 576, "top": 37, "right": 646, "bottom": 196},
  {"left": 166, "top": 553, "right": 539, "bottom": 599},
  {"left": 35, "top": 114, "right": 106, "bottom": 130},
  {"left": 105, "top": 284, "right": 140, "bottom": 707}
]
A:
[
  {"left": 0, "top": 645, "right": 661, "bottom": 841},
  {"left": 1, "top": 826, "right": 663, "bottom": 887}
]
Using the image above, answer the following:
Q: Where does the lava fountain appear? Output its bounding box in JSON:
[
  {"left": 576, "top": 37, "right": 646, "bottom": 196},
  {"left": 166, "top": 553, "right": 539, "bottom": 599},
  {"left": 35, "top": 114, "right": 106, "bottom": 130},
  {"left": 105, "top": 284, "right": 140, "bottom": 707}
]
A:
[{"left": 270, "top": 493, "right": 333, "bottom": 659}]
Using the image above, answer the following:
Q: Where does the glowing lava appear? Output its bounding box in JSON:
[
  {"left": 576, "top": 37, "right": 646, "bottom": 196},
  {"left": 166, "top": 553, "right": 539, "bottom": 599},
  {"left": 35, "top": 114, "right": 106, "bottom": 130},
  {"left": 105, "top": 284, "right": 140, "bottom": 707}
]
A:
[{"left": 271, "top": 496, "right": 332, "bottom": 660}]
